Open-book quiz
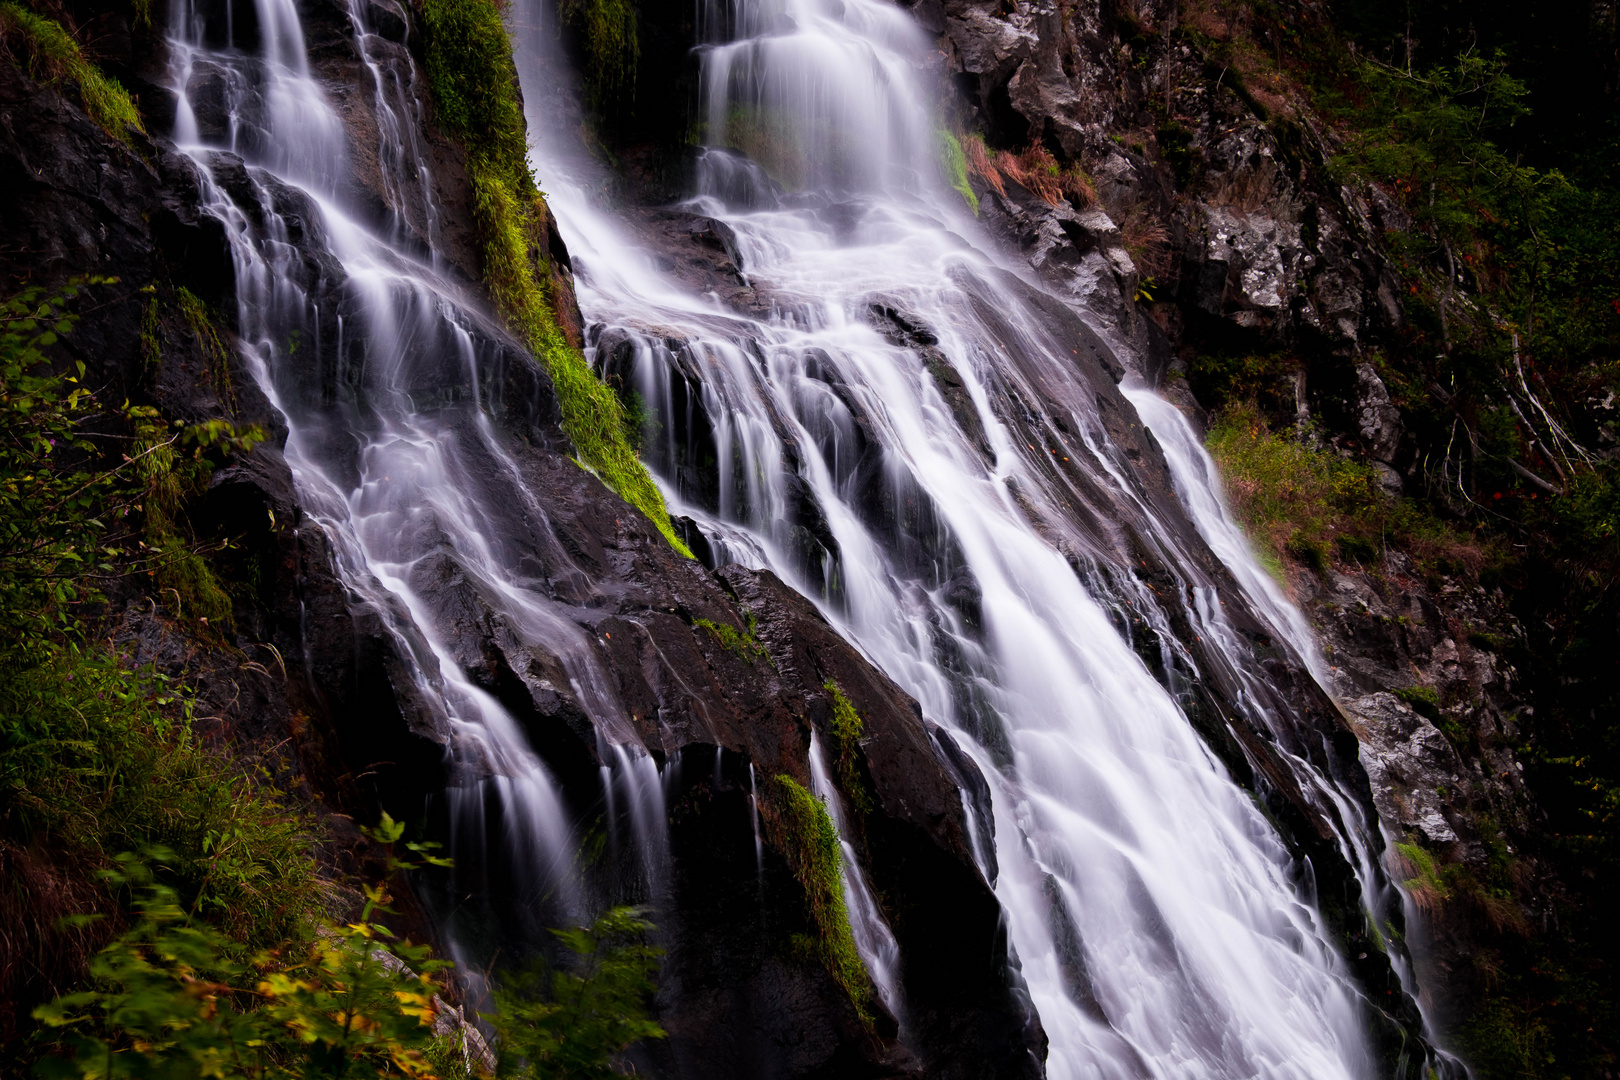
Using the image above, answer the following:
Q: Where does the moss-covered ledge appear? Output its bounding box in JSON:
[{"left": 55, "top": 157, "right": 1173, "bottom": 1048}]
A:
[{"left": 416, "top": 0, "right": 689, "bottom": 556}]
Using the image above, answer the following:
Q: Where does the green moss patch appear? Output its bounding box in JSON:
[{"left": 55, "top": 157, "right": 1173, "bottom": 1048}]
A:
[
  {"left": 694, "top": 615, "right": 770, "bottom": 666},
  {"left": 823, "top": 681, "right": 872, "bottom": 817},
  {"left": 770, "top": 775, "right": 872, "bottom": 1025},
  {"left": 936, "top": 130, "right": 979, "bottom": 215},
  {"left": 0, "top": 2, "right": 143, "bottom": 143},
  {"left": 419, "top": 0, "right": 688, "bottom": 556}
]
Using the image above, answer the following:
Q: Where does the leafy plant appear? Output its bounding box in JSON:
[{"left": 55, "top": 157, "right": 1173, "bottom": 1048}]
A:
[
  {"left": 489, "top": 908, "right": 664, "bottom": 1080},
  {"left": 31, "top": 837, "right": 450, "bottom": 1079}
]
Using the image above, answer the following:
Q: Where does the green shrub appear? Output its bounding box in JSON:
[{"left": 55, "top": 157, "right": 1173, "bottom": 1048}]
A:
[
  {"left": 30, "top": 842, "right": 450, "bottom": 1079},
  {"left": 769, "top": 776, "right": 871, "bottom": 1025},
  {"left": 0, "top": 2, "right": 143, "bottom": 142},
  {"left": 490, "top": 907, "right": 665, "bottom": 1079}
]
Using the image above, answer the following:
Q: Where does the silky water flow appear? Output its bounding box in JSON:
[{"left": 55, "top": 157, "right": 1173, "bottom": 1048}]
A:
[
  {"left": 158, "top": 0, "right": 1439, "bottom": 1071},
  {"left": 507, "top": 0, "right": 1447, "bottom": 1076},
  {"left": 162, "top": 0, "right": 677, "bottom": 949}
]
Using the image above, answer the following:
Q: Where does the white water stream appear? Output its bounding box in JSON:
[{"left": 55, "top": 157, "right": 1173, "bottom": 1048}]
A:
[
  {"left": 158, "top": 0, "right": 1436, "bottom": 1071},
  {"left": 507, "top": 0, "right": 1409, "bottom": 1076}
]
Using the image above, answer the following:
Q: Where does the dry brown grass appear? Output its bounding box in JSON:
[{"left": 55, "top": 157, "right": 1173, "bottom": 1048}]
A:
[
  {"left": 1123, "top": 210, "right": 1174, "bottom": 278},
  {"left": 1178, "top": 0, "right": 1300, "bottom": 120},
  {"left": 965, "top": 135, "right": 1095, "bottom": 207},
  {"left": 0, "top": 841, "right": 118, "bottom": 1041}
]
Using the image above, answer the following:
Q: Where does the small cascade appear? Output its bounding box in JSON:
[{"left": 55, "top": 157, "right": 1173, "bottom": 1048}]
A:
[
  {"left": 161, "top": 0, "right": 669, "bottom": 949},
  {"left": 806, "top": 732, "right": 905, "bottom": 1023}
]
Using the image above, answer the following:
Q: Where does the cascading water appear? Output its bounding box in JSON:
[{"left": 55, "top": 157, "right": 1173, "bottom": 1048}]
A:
[
  {"left": 161, "top": 0, "right": 681, "bottom": 944},
  {"left": 153, "top": 0, "right": 1449, "bottom": 1067},
  {"left": 511, "top": 0, "right": 1444, "bottom": 1075}
]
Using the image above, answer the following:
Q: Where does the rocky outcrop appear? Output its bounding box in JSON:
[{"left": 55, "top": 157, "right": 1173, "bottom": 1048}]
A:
[{"left": 919, "top": 0, "right": 1407, "bottom": 412}]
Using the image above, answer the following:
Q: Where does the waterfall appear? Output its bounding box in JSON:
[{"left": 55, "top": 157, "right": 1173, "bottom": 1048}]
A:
[
  {"left": 154, "top": 0, "right": 1443, "bottom": 1069},
  {"left": 511, "top": 0, "right": 1428, "bottom": 1075},
  {"left": 162, "top": 0, "right": 672, "bottom": 940}
]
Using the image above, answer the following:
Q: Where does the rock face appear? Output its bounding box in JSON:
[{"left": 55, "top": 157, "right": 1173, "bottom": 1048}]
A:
[{"left": 918, "top": 0, "right": 1408, "bottom": 421}]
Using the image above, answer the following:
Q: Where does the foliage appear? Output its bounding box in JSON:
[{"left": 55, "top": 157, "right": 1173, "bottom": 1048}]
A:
[
  {"left": 175, "top": 288, "right": 232, "bottom": 415},
  {"left": 419, "top": 0, "right": 688, "bottom": 557},
  {"left": 692, "top": 615, "right": 769, "bottom": 666},
  {"left": 30, "top": 834, "right": 454, "bottom": 1079},
  {"left": 936, "top": 130, "right": 978, "bottom": 215},
  {"left": 1207, "top": 400, "right": 1490, "bottom": 582},
  {"left": 1, "top": 651, "right": 323, "bottom": 950},
  {"left": 0, "top": 2, "right": 143, "bottom": 142},
  {"left": 557, "top": 0, "right": 638, "bottom": 115},
  {"left": 1, "top": 278, "right": 304, "bottom": 968},
  {"left": 489, "top": 907, "right": 664, "bottom": 1080},
  {"left": 768, "top": 776, "right": 871, "bottom": 1025},
  {"left": 0, "top": 280, "right": 260, "bottom": 650},
  {"left": 822, "top": 682, "right": 871, "bottom": 818}
]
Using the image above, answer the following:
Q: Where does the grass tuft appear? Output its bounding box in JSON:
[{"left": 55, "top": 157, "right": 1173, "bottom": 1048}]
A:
[
  {"left": 0, "top": 2, "right": 143, "bottom": 142},
  {"left": 1, "top": 649, "right": 323, "bottom": 948},
  {"left": 1207, "top": 400, "right": 1492, "bottom": 583},
  {"left": 694, "top": 615, "right": 770, "bottom": 666},
  {"left": 937, "top": 130, "right": 979, "bottom": 215}
]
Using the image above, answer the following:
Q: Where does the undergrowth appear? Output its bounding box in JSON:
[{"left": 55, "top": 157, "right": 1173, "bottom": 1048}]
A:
[
  {"left": 419, "top": 0, "right": 688, "bottom": 556},
  {"left": 1, "top": 653, "right": 323, "bottom": 948},
  {"left": 0, "top": 2, "right": 143, "bottom": 142},
  {"left": 769, "top": 776, "right": 871, "bottom": 1026},
  {"left": 1207, "top": 401, "right": 1492, "bottom": 583},
  {"left": 557, "top": 0, "right": 638, "bottom": 116}
]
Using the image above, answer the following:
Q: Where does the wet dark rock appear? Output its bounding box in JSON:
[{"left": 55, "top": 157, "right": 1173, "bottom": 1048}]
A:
[{"left": 364, "top": 0, "right": 409, "bottom": 43}]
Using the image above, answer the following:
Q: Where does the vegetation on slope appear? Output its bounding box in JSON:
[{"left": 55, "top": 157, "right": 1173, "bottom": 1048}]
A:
[
  {"left": 2, "top": 281, "right": 665, "bottom": 1075},
  {"left": 768, "top": 776, "right": 872, "bottom": 1026},
  {"left": 417, "top": 0, "right": 689, "bottom": 557},
  {"left": 1206, "top": 401, "right": 1493, "bottom": 582},
  {"left": 823, "top": 682, "right": 872, "bottom": 818},
  {"left": 0, "top": 2, "right": 143, "bottom": 143},
  {"left": 1169, "top": 2, "right": 1620, "bottom": 1073}
]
